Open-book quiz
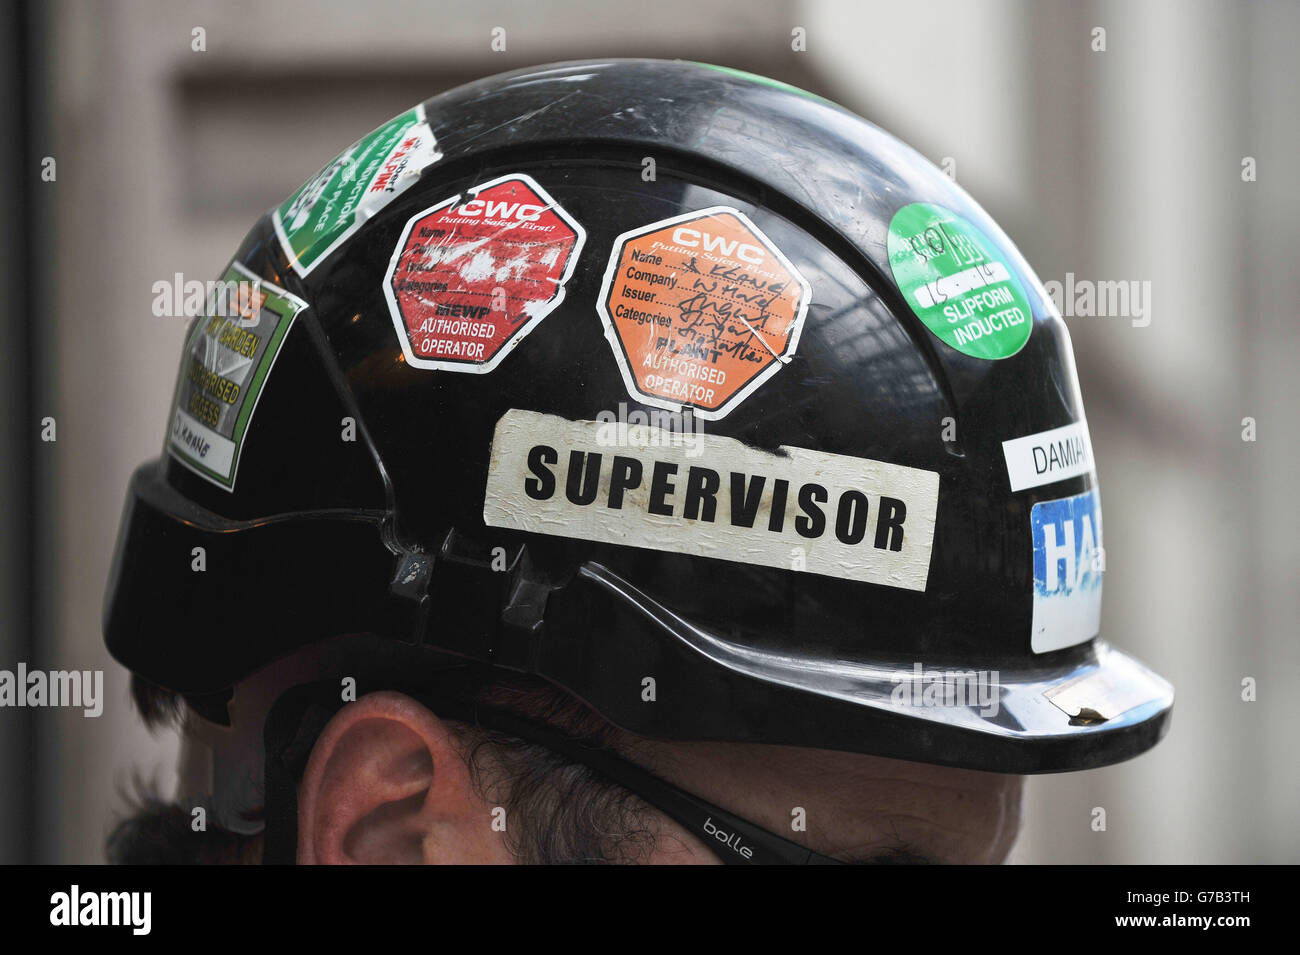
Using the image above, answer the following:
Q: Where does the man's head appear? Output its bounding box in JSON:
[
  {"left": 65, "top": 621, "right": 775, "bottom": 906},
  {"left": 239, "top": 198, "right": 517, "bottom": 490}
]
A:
[{"left": 110, "top": 660, "right": 1023, "bottom": 865}]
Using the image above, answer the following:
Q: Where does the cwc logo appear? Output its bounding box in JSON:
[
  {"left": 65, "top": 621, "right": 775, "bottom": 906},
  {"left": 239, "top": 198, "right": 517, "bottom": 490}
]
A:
[
  {"left": 454, "top": 197, "right": 546, "bottom": 221},
  {"left": 669, "top": 227, "right": 765, "bottom": 264}
]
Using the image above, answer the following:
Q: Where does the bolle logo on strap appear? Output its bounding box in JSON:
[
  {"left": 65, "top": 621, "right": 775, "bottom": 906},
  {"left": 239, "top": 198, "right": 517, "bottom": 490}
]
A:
[{"left": 702, "top": 817, "right": 754, "bottom": 860}]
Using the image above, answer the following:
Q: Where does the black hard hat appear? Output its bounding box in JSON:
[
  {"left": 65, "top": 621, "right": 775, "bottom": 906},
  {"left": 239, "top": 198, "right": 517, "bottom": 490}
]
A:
[{"left": 104, "top": 58, "right": 1172, "bottom": 782}]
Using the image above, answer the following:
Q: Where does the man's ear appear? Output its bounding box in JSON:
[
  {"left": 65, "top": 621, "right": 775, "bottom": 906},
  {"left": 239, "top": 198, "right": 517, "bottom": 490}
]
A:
[{"left": 296, "top": 691, "right": 514, "bottom": 864}]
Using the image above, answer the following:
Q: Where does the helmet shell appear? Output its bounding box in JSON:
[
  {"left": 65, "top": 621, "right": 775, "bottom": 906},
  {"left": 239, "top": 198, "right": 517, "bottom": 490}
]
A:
[{"left": 105, "top": 59, "right": 1172, "bottom": 773}]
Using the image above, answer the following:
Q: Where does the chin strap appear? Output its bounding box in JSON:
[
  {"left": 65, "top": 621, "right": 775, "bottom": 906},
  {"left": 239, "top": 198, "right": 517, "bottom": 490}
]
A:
[
  {"left": 258, "top": 675, "right": 842, "bottom": 866},
  {"left": 262, "top": 683, "right": 340, "bottom": 865}
]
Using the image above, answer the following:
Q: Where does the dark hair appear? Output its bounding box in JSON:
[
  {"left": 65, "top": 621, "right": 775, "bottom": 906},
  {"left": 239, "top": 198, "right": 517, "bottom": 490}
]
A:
[{"left": 109, "top": 669, "right": 660, "bottom": 865}]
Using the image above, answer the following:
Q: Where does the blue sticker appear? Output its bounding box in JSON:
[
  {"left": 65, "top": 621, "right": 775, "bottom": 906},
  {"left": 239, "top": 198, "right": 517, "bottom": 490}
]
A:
[{"left": 1030, "top": 488, "right": 1103, "bottom": 653}]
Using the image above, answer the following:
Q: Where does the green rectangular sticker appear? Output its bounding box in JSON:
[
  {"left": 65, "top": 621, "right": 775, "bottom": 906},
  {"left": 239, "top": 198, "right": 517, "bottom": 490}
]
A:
[
  {"left": 273, "top": 104, "right": 440, "bottom": 276},
  {"left": 167, "top": 262, "right": 307, "bottom": 491}
]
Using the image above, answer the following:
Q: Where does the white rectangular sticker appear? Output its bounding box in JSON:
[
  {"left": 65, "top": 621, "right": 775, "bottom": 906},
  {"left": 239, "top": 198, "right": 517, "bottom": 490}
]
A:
[
  {"left": 169, "top": 408, "right": 236, "bottom": 478},
  {"left": 1030, "top": 488, "right": 1103, "bottom": 653},
  {"left": 484, "top": 410, "right": 940, "bottom": 590},
  {"left": 912, "top": 261, "right": 1010, "bottom": 309},
  {"left": 1002, "top": 421, "right": 1094, "bottom": 492}
]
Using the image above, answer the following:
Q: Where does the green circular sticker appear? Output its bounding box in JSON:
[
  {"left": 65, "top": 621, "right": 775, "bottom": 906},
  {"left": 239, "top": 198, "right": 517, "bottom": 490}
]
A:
[{"left": 887, "top": 203, "right": 1032, "bottom": 360}]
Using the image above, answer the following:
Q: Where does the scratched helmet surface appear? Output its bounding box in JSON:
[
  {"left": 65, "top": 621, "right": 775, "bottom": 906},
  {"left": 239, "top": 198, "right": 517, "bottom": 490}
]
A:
[{"left": 105, "top": 58, "right": 1172, "bottom": 773}]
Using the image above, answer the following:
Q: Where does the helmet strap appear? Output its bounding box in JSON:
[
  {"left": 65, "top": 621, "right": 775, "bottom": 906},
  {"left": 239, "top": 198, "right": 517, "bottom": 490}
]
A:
[{"left": 262, "top": 683, "right": 338, "bottom": 865}]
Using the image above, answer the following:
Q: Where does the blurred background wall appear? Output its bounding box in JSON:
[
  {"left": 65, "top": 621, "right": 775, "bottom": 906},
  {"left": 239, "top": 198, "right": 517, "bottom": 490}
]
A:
[{"left": 3, "top": 0, "right": 1296, "bottom": 863}]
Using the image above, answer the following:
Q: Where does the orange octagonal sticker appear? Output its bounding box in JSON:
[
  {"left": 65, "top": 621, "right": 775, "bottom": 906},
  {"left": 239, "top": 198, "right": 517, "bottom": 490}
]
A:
[{"left": 597, "top": 206, "right": 812, "bottom": 420}]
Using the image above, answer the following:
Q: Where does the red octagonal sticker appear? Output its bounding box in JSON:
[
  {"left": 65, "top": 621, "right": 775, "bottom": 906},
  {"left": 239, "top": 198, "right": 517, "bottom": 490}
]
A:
[{"left": 384, "top": 174, "right": 585, "bottom": 373}]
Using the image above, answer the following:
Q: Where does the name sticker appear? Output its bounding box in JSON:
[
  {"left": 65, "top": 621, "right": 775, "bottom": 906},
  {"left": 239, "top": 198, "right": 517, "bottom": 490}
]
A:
[{"left": 1002, "top": 421, "right": 1095, "bottom": 492}]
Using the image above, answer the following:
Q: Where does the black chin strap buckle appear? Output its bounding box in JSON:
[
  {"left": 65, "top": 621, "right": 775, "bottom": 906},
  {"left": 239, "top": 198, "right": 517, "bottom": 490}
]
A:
[{"left": 262, "top": 683, "right": 343, "bottom": 865}]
